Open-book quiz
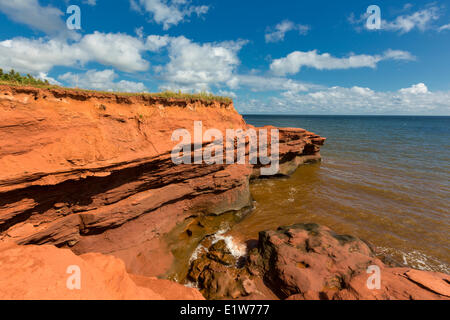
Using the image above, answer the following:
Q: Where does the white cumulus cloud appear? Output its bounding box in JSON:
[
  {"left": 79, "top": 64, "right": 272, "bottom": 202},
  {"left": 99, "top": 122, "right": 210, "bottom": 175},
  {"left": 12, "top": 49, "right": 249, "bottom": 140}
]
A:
[
  {"left": 233, "top": 75, "right": 321, "bottom": 94},
  {"left": 59, "top": 69, "right": 147, "bottom": 92},
  {"left": 238, "top": 83, "right": 450, "bottom": 115},
  {"left": 0, "top": 30, "right": 250, "bottom": 93},
  {"left": 159, "top": 37, "right": 247, "bottom": 91},
  {"left": 0, "top": 32, "right": 158, "bottom": 74},
  {"left": 131, "top": 0, "right": 209, "bottom": 30},
  {"left": 0, "top": 0, "right": 77, "bottom": 38},
  {"left": 0, "top": 37, "right": 87, "bottom": 74},
  {"left": 438, "top": 23, "right": 450, "bottom": 31},
  {"left": 350, "top": 5, "right": 444, "bottom": 34},
  {"left": 36, "top": 72, "right": 61, "bottom": 85},
  {"left": 270, "top": 49, "right": 415, "bottom": 76},
  {"left": 399, "top": 83, "right": 428, "bottom": 94},
  {"left": 265, "top": 20, "right": 310, "bottom": 43},
  {"left": 145, "top": 34, "right": 172, "bottom": 51},
  {"left": 382, "top": 6, "right": 440, "bottom": 33},
  {"left": 78, "top": 32, "right": 150, "bottom": 72}
]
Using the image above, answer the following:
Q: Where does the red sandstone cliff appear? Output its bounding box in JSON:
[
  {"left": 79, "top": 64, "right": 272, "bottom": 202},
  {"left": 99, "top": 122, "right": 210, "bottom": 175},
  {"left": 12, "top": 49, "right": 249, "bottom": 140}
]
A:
[
  {"left": 3, "top": 85, "right": 445, "bottom": 301},
  {"left": 0, "top": 85, "right": 324, "bottom": 299}
]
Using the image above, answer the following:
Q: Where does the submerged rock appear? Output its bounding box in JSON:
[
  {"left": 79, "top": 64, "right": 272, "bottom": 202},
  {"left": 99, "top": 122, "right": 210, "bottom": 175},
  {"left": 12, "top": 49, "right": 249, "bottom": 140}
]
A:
[
  {"left": 207, "top": 240, "right": 237, "bottom": 266},
  {"left": 188, "top": 237, "right": 251, "bottom": 300}
]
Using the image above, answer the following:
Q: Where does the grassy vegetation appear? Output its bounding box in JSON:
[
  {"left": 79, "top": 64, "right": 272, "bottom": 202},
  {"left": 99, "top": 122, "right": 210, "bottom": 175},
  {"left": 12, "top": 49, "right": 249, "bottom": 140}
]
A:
[
  {"left": 0, "top": 69, "right": 52, "bottom": 87},
  {"left": 0, "top": 69, "right": 233, "bottom": 103},
  {"left": 139, "top": 90, "right": 232, "bottom": 103}
]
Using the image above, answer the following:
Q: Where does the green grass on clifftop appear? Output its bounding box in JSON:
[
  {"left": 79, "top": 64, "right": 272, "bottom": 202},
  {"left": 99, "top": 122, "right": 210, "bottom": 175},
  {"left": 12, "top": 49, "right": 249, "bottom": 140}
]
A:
[
  {"left": 0, "top": 69, "right": 233, "bottom": 104},
  {"left": 0, "top": 68, "right": 52, "bottom": 87}
]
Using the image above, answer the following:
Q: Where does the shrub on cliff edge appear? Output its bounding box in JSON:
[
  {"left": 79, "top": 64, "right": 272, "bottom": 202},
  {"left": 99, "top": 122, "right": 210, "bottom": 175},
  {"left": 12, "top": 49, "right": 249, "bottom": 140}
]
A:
[{"left": 0, "top": 69, "right": 50, "bottom": 87}]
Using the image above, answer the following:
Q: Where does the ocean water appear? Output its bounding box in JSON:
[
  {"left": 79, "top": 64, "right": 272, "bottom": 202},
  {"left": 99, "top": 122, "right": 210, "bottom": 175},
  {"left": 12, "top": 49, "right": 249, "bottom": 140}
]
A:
[{"left": 232, "top": 115, "right": 450, "bottom": 273}]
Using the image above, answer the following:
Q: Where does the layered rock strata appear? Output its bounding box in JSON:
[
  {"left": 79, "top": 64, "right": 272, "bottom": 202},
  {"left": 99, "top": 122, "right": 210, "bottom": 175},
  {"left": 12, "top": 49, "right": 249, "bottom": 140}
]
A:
[{"left": 0, "top": 85, "right": 325, "bottom": 278}]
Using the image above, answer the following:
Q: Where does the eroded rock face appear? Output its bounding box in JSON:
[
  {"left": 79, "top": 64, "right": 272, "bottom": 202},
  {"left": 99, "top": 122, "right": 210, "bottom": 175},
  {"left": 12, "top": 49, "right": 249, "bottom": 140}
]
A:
[
  {"left": 0, "top": 242, "right": 204, "bottom": 300},
  {"left": 257, "top": 224, "right": 380, "bottom": 299},
  {"left": 0, "top": 85, "right": 325, "bottom": 278},
  {"left": 188, "top": 224, "right": 450, "bottom": 300}
]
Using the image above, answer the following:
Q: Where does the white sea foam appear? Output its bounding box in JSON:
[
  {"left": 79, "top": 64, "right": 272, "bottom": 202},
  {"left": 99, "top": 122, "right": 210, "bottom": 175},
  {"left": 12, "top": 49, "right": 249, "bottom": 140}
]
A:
[
  {"left": 189, "top": 244, "right": 207, "bottom": 264},
  {"left": 211, "top": 229, "right": 247, "bottom": 259},
  {"left": 377, "top": 246, "right": 450, "bottom": 274},
  {"left": 188, "top": 228, "right": 247, "bottom": 268},
  {"left": 184, "top": 281, "right": 199, "bottom": 289}
]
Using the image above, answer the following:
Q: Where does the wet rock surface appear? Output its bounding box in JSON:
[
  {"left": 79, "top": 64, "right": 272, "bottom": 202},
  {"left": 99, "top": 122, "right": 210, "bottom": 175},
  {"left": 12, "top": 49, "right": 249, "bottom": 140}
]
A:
[
  {"left": 188, "top": 223, "right": 450, "bottom": 300},
  {"left": 188, "top": 238, "right": 255, "bottom": 300}
]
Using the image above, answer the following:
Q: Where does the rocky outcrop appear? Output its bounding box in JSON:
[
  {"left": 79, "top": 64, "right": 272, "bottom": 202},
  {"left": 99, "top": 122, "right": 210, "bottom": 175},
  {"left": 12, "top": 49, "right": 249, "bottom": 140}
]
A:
[
  {"left": 1, "top": 85, "right": 447, "bottom": 301},
  {"left": 0, "top": 85, "right": 325, "bottom": 278},
  {"left": 0, "top": 241, "right": 204, "bottom": 300},
  {"left": 188, "top": 223, "right": 450, "bottom": 300}
]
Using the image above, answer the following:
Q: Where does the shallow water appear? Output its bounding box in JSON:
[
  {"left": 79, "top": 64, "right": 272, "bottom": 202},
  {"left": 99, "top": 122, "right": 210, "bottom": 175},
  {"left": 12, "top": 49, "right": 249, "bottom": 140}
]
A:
[
  {"left": 167, "top": 115, "right": 449, "bottom": 281},
  {"left": 229, "top": 115, "right": 449, "bottom": 273}
]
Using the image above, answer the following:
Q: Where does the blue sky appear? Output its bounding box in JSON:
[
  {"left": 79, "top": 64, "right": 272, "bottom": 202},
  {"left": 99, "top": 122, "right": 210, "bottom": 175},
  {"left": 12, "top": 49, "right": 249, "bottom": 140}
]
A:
[{"left": 0, "top": 0, "right": 449, "bottom": 115}]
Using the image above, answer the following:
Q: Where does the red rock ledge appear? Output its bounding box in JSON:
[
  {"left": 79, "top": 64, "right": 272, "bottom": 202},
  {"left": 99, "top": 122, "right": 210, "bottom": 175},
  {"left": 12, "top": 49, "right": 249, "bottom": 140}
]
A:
[
  {"left": 188, "top": 224, "right": 450, "bottom": 300},
  {"left": 0, "top": 85, "right": 324, "bottom": 299},
  {"left": 0, "top": 85, "right": 447, "bottom": 301},
  {"left": 0, "top": 241, "right": 203, "bottom": 300}
]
